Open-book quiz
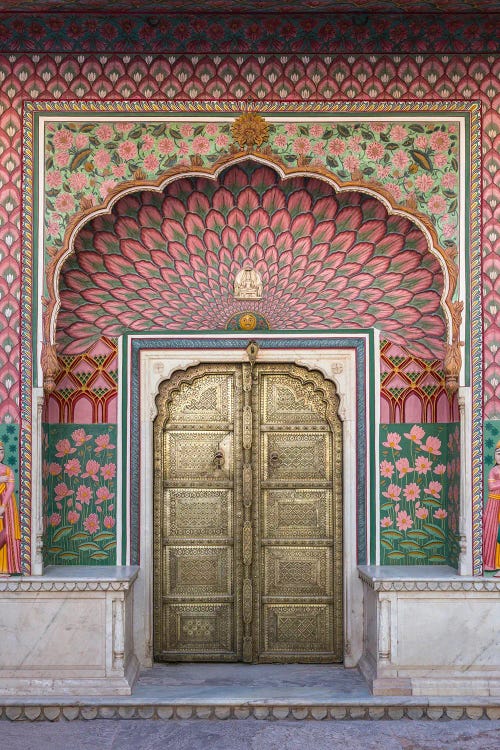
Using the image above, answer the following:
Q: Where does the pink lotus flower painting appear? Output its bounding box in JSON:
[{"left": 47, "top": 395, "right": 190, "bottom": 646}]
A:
[
  {"left": 379, "top": 423, "right": 458, "bottom": 565},
  {"left": 44, "top": 424, "right": 117, "bottom": 565}
]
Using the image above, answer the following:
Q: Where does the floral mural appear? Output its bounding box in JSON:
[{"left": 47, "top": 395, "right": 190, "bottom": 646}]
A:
[
  {"left": 43, "top": 424, "right": 117, "bottom": 565},
  {"left": 44, "top": 119, "right": 459, "bottom": 253},
  {"left": 379, "top": 422, "right": 459, "bottom": 565}
]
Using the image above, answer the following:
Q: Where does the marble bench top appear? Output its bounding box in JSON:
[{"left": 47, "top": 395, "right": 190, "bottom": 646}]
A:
[{"left": 358, "top": 565, "right": 500, "bottom": 591}]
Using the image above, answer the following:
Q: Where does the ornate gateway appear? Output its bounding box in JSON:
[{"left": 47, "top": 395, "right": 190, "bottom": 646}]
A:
[{"left": 153, "top": 357, "right": 343, "bottom": 663}]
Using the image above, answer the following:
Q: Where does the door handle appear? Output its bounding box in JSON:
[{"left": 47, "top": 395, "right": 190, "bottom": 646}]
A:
[
  {"left": 269, "top": 450, "right": 280, "bottom": 468},
  {"left": 213, "top": 449, "right": 225, "bottom": 471}
]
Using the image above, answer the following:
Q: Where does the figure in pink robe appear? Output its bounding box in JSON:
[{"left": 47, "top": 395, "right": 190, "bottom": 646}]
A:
[
  {"left": 483, "top": 441, "right": 500, "bottom": 573},
  {"left": 0, "top": 440, "right": 21, "bottom": 575}
]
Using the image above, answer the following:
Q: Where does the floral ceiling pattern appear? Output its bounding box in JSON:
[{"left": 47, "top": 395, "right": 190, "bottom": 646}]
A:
[{"left": 57, "top": 163, "right": 445, "bottom": 358}]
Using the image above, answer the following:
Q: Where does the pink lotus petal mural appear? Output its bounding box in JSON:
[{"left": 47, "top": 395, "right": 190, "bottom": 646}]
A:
[{"left": 57, "top": 163, "right": 445, "bottom": 358}]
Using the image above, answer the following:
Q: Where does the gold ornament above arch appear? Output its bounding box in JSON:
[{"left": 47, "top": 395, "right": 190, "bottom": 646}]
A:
[{"left": 41, "top": 112, "right": 463, "bottom": 394}]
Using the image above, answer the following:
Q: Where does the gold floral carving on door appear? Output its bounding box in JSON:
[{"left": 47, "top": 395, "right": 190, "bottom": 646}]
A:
[{"left": 153, "top": 358, "right": 342, "bottom": 663}]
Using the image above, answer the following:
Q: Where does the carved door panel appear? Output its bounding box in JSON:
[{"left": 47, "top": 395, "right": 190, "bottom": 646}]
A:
[
  {"left": 154, "top": 366, "right": 243, "bottom": 661},
  {"left": 255, "top": 366, "right": 342, "bottom": 662},
  {"left": 154, "top": 361, "right": 342, "bottom": 663}
]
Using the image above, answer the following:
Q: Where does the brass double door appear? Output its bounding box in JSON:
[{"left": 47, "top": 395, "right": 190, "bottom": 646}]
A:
[{"left": 153, "top": 361, "right": 343, "bottom": 663}]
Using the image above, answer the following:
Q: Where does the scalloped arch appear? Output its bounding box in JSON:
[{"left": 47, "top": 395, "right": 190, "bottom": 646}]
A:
[{"left": 42, "top": 151, "right": 462, "bottom": 392}]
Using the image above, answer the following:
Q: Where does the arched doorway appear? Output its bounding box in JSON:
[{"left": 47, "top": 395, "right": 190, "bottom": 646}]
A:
[{"left": 153, "top": 357, "right": 342, "bottom": 663}]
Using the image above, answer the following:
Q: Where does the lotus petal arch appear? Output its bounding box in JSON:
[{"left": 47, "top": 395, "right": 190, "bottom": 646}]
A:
[{"left": 57, "top": 163, "right": 446, "bottom": 357}]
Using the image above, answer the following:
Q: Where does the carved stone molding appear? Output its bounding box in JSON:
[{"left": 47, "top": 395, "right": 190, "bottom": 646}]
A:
[{"left": 358, "top": 567, "right": 500, "bottom": 593}]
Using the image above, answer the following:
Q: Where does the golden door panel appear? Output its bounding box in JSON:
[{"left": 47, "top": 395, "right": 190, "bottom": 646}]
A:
[
  {"left": 261, "top": 374, "right": 329, "bottom": 426},
  {"left": 262, "top": 604, "right": 334, "bottom": 656},
  {"left": 165, "top": 603, "right": 234, "bottom": 656},
  {"left": 165, "top": 431, "right": 233, "bottom": 483},
  {"left": 261, "top": 432, "right": 331, "bottom": 483},
  {"left": 263, "top": 489, "right": 331, "bottom": 539},
  {"left": 167, "top": 373, "right": 234, "bottom": 426},
  {"left": 165, "top": 488, "right": 232, "bottom": 540},
  {"left": 263, "top": 547, "right": 332, "bottom": 598},
  {"left": 165, "top": 546, "right": 233, "bottom": 597}
]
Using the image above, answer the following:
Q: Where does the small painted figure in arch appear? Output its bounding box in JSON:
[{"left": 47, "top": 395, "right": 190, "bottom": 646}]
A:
[
  {"left": 483, "top": 439, "right": 500, "bottom": 575},
  {"left": 0, "top": 439, "right": 21, "bottom": 575}
]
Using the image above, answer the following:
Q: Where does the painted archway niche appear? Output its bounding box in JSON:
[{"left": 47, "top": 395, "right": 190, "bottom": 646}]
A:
[
  {"left": 42, "top": 148, "right": 463, "bottom": 575},
  {"left": 44, "top": 154, "right": 461, "bottom": 381}
]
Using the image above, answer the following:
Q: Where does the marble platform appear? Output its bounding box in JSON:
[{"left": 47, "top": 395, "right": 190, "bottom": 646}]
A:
[{"left": 1, "top": 664, "right": 500, "bottom": 721}]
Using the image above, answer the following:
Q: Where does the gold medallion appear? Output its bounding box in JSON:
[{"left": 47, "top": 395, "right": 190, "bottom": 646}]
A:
[{"left": 239, "top": 313, "right": 257, "bottom": 331}]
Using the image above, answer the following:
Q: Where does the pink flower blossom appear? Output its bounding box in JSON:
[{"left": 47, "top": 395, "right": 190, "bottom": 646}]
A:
[
  {"left": 158, "top": 138, "right": 175, "bottom": 154},
  {"left": 429, "top": 131, "right": 450, "bottom": 151},
  {"left": 383, "top": 432, "right": 402, "bottom": 450},
  {"left": 395, "top": 457, "right": 412, "bottom": 478},
  {"left": 115, "top": 122, "right": 134, "bottom": 133},
  {"left": 143, "top": 153, "right": 159, "bottom": 172},
  {"left": 403, "top": 483, "right": 420, "bottom": 502},
  {"left": 433, "top": 508, "right": 447, "bottom": 519},
  {"left": 205, "top": 123, "right": 219, "bottom": 136},
  {"left": 380, "top": 460, "right": 394, "bottom": 478},
  {"left": 328, "top": 138, "right": 345, "bottom": 156},
  {"left": 191, "top": 135, "right": 211, "bottom": 155},
  {"left": 54, "top": 482, "right": 73, "bottom": 499},
  {"left": 179, "top": 123, "right": 194, "bottom": 137},
  {"left": 425, "top": 481, "right": 442, "bottom": 498},
  {"left": 434, "top": 153, "right": 448, "bottom": 168},
  {"left": 72, "top": 428, "right": 92, "bottom": 445},
  {"left": 55, "top": 150, "right": 70, "bottom": 167},
  {"left": 82, "top": 459, "right": 100, "bottom": 480},
  {"left": 55, "top": 193, "right": 75, "bottom": 213},
  {"left": 100, "top": 463, "right": 116, "bottom": 480},
  {"left": 68, "top": 173, "right": 88, "bottom": 191},
  {"left": 103, "top": 515, "right": 116, "bottom": 529},
  {"left": 216, "top": 134, "right": 229, "bottom": 148},
  {"left": 95, "top": 124, "right": 113, "bottom": 141},
  {"left": 46, "top": 171, "right": 62, "bottom": 188},
  {"left": 55, "top": 439, "right": 76, "bottom": 457},
  {"left": 312, "top": 141, "right": 325, "bottom": 155},
  {"left": 112, "top": 164, "right": 127, "bottom": 178},
  {"left": 427, "top": 194, "right": 447, "bottom": 215},
  {"left": 94, "top": 148, "right": 111, "bottom": 169},
  {"left": 396, "top": 509, "right": 413, "bottom": 531},
  {"left": 415, "top": 455, "right": 432, "bottom": 474},
  {"left": 273, "top": 134, "right": 287, "bottom": 148},
  {"left": 310, "top": 124, "right": 324, "bottom": 138},
  {"left": 83, "top": 513, "right": 100, "bottom": 533},
  {"left": 415, "top": 507, "right": 429, "bottom": 519},
  {"left": 95, "top": 434, "right": 115, "bottom": 453},
  {"left": 421, "top": 436, "right": 442, "bottom": 455},
  {"left": 414, "top": 135, "right": 428, "bottom": 149},
  {"left": 284, "top": 123, "right": 298, "bottom": 135},
  {"left": 344, "top": 155, "right": 360, "bottom": 172},
  {"left": 142, "top": 133, "right": 155, "bottom": 150},
  {"left": 390, "top": 125, "right": 408, "bottom": 142},
  {"left": 118, "top": 140, "right": 137, "bottom": 160},
  {"left": 76, "top": 485, "right": 92, "bottom": 505},
  {"left": 392, "top": 150, "right": 410, "bottom": 170},
  {"left": 48, "top": 512, "right": 61, "bottom": 527},
  {"left": 443, "top": 221, "right": 457, "bottom": 239},
  {"left": 53, "top": 129, "right": 73, "bottom": 149},
  {"left": 75, "top": 133, "right": 89, "bottom": 149},
  {"left": 99, "top": 179, "right": 118, "bottom": 199},
  {"left": 293, "top": 136, "right": 311, "bottom": 154},
  {"left": 347, "top": 135, "right": 362, "bottom": 152},
  {"left": 48, "top": 462, "right": 62, "bottom": 476},
  {"left": 376, "top": 165, "right": 391, "bottom": 179},
  {"left": 385, "top": 183, "right": 402, "bottom": 202},
  {"left": 75, "top": 502, "right": 82, "bottom": 511},
  {"left": 414, "top": 174, "right": 434, "bottom": 192},
  {"left": 382, "top": 483, "right": 401, "bottom": 501},
  {"left": 380, "top": 517, "right": 393, "bottom": 528},
  {"left": 371, "top": 123, "right": 386, "bottom": 133},
  {"left": 96, "top": 486, "right": 114, "bottom": 503},
  {"left": 440, "top": 172, "right": 456, "bottom": 189},
  {"left": 64, "top": 458, "right": 81, "bottom": 477},
  {"left": 366, "top": 141, "right": 385, "bottom": 160},
  {"left": 68, "top": 510, "right": 80, "bottom": 524},
  {"left": 434, "top": 464, "right": 447, "bottom": 475},
  {"left": 404, "top": 425, "right": 425, "bottom": 444}
]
